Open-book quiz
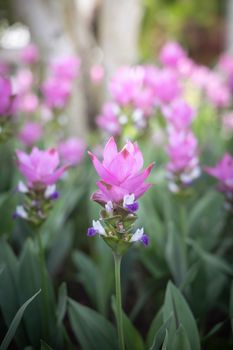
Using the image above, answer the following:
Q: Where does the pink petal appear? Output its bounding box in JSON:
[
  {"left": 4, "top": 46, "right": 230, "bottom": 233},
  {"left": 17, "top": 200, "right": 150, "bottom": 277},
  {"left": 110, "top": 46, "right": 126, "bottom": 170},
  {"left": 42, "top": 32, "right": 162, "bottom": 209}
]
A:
[
  {"left": 103, "top": 137, "right": 118, "bottom": 166},
  {"left": 108, "top": 147, "right": 137, "bottom": 182},
  {"left": 122, "top": 162, "right": 154, "bottom": 192},
  {"left": 97, "top": 181, "right": 128, "bottom": 202},
  {"left": 134, "top": 183, "right": 152, "bottom": 199},
  {"left": 88, "top": 151, "right": 119, "bottom": 185},
  {"left": 43, "top": 165, "right": 68, "bottom": 185}
]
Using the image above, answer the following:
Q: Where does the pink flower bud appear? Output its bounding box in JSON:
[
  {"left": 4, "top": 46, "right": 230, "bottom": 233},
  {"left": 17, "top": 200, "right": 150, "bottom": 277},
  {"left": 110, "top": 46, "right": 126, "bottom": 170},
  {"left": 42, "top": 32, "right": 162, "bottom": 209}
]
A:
[
  {"left": 58, "top": 138, "right": 85, "bottom": 166},
  {"left": 18, "top": 122, "right": 42, "bottom": 147}
]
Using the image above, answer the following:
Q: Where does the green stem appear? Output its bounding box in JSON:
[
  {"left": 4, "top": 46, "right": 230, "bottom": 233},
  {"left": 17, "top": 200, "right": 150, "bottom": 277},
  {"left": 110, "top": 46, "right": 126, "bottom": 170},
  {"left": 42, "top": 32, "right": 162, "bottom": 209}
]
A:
[
  {"left": 180, "top": 203, "right": 187, "bottom": 241},
  {"left": 37, "top": 232, "right": 49, "bottom": 339},
  {"left": 113, "top": 253, "right": 125, "bottom": 350}
]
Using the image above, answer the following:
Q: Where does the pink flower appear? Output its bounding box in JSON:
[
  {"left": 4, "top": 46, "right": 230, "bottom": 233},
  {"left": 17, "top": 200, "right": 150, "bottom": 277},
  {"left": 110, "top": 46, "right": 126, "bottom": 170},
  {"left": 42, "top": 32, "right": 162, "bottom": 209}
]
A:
[
  {"left": 205, "top": 153, "right": 233, "bottom": 197},
  {"left": 90, "top": 64, "right": 104, "bottom": 83},
  {"left": 88, "top": 137, "right": 154, "bottom": 204},
  {"left": 96, "top": 103, "right": 121, "bottom": 136},
  {"left": 16, "top": 147, "right": 68, "bottom": 186},
  {"left": 20, "top": 44, "right": 39, "bottom": 65},
  {"left": 18, "top": 93, "right": 39, "bottom": 113},
  {"left": 41, "top": 77, "right": 72, "bottom": 109},
  {"left": 0, "top": 76, "right": 13, "bottom": 116},
  {"left": 50, "top": 55, "right": 80, "bottom": 81},
  {"left": 59, "top": 138, "right": 85, "bottom": 166},
  {"left": 153, "top": 69, "right": 181, "bottom": 104},
  {"left": 15, "top": 69, "right": 34, "bottom": 94},
  {"left": 162, "top": 99, "right": 195, "bottom": 130},
  {"left": 18, "top": 122, "right": 42, "bottom": 147},
  {"left": 206, "top": 73, "right": 231, "bottom": 108},
  {"left": 167, "top": 129, "right": 200, "bottom": 185},
  {"left": 159, "top": 41, "right": 187, "bottom": 68}
]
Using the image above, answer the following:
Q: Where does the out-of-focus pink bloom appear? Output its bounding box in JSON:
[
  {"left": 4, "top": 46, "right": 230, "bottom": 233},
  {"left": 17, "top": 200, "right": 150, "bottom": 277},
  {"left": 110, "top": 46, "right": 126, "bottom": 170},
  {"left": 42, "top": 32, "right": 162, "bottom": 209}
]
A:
[
  {"left": 176, "top": 56, "right": 194, "bottom": 77},
  {"left": 162, "top": 99, "right": 195, "bottom": 130},
  {"left": 219, "top": 53, "right": 233, "bottom": 75},
  {"left": 0, "top": 76, "right": 13, "bottom": 116},
  {"left": 153, "top": 69, "right": 181, "bottom": 104},
  {"left": 167, "top": 129, "right": 200, "bottom": 186},
  {"left": 20, "top": 44, "right": 39, "bottom": 65},
  {"left": 18, "top": 122, "right": 42, "bottom": 147},
  {"left": 50, "top": 55, "right": 80, "bottom": 81},
  {"left": 88, "top": 137, "right": 154, "bottom": 203},
  {"left": 159, "top": 41, "right": 187, "bottom": 68},
  {"left": 90, "top": 64, "right": 104, "bottom": 83},
  {"left": 190, "top": 65, "right": 210, "bottom": 89},
  {"left": 15, "top": 69, "right": 34, "bottom": 94},
  {"left": 96, "top": 103, "right": 121, "bottom": 136},
  {"left": 16, "top": 147, "right": 68, "bottom": 186},
  {"left": 18, "top": 93, "right": 39, "bottom": 113},
  {"left": 41, "top": 77, "right": 72, "bottom": 109},
  {"left": 205, "top": 153, "right": 233, "bottom": 197},
  {"left": 206, "top": 77, "right": 231, "bottom": 108},
  {"left": 59, "top": 138, "right": 85, "bottom": 166}
]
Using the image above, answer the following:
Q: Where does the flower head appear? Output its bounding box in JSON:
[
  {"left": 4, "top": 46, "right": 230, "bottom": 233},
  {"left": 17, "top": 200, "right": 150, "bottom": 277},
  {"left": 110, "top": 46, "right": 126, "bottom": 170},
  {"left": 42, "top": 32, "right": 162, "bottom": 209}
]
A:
[
  {"left": 50, "top": 55, "right": 80, "bottom": 81},
  {"left": 20, "top": 44, "right": 39, "bottom": 65},
  {"left": 205, "top": 153, "right": 233, "bottom": 199},
  {"left": 41, "top": 77, "right": 72, "bottom": 109},
  {"left": 18, "top": 122, "right": 42, "bottom": 147},
  {"left": 159, "top": 41, "right": 187, "bottom": 68},
  {"left": 89, "top": 137, "right": 154, "bottom": 204},
  {"left": 16, "top": 147, "right": 68, "bottom": 187},
  {"left": 59, "top": 137, "right": 85, "bottom": 166}
]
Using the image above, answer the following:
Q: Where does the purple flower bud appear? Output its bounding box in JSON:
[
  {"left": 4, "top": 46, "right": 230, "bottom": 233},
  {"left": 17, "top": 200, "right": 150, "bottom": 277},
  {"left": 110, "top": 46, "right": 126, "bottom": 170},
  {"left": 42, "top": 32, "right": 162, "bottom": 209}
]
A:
[
  {"left": 140, "top": 234, "right": 149, "bottom": 246},
  {"left": 125, "top": 202, "right": 139, "bottom": 212},
  {"left": 50, "top": 191, "right": 60, "bottom": 200},
  {"left": 87, "top": 227, "right": 97, "bottom": 236}
]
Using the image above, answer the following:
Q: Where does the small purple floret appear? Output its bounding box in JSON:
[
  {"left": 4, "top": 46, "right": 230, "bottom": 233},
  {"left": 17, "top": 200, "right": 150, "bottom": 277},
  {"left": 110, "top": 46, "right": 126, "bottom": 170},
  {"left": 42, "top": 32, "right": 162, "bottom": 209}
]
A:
[
  {"left": 87, "top": 227, "right": 97, "bottom": 236},
  {"left": 125, "top": 202, "right": 139, "bottom": 212},
  {"left": 12, "top": 212, "right": 18, "bottom": 220},
  {"left": 140, "top": 234, "right": 149, "bottom": 246},
  {"left": 50, "top": 191, "right": 60, "bottom": 200}
]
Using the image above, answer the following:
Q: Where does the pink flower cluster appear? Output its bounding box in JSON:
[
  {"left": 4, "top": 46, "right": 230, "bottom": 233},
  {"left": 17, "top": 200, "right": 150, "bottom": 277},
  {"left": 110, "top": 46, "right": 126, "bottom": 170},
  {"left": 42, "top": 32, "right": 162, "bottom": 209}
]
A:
[
  {"left": 14, "top": 69, "right": 39, "bottom": 114},
  {"left": 164, "top": 99, "right": 200, "bottom": 191},
  {"left": 41, "top": 55, "right": 80, "bottom": 110},
  {"left": 205, "top": 153, "right": 233, "bottom": 200},
  {"left": 89, "top": 137, "right": 154, "bottom": 204},
  {"left": 16, "top": 147, "right": 68, "bottom": 187},
  {"left": 97, "top": 64, "right": 181, "bottom": 136},
  {"left": 20, "top": 44, "right": 39, "bottom": 65},
  {"left": 59, "top": 137, "right": 85, "bottom": 166}
]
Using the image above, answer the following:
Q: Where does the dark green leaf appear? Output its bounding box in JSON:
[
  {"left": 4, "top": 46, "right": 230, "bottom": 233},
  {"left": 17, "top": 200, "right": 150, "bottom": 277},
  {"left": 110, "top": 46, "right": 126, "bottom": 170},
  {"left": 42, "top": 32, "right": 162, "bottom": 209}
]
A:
[
  {"left": 171, "top": 325, "right": 191, "bottom": 350},
  {"left": 68, "top": 298, "right": 117, "bottom": 350},
  {"left": 0, "top": 290, "right": 41, "bottom": 350}
]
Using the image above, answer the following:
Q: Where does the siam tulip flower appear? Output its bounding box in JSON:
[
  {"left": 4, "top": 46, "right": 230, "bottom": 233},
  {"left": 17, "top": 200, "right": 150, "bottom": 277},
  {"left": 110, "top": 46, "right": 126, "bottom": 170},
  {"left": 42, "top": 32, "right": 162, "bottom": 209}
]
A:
[
  {"left": 41, "top": 77, "right": 72, "bottom": 109},
  {"left": 18, "top": 122, "right": 43, "bottom": 147},
  {"left": 153, "top": 69, "right": 181, "bottom": 104},
  {"left": 16, "top": 147, "right": 68, "bottom": 187},
  {"left": 50, "top": 55, "right": 80, "bottom": 81},
  {"left": 15, "top": 147, "right": 69, "bottom": 226},
  {"left": 159, "top": 41, "right": 187, "bottom": 68},
  {"left": 90, "top": 64, "right": 104, "bottom": 83},
  {"left": 20, "top": 44, "right": 39, "bottom": 65},
  {"left": 96, "top": 102, "right": 121, "bottom": 136},
  {"left": 206, "top": 74, "right": 231, "bottom": 109},
  {"left": 87, "top": 137, "right": 154, "bottom": 350},
  {"left": 18, "top": 93, "right": 39, "bottom": 114},
  {"left": 58, "top": 137, "right": 85, "bottom": 166},
  {"left": 166, "top": 129, "right": 200, "bottom": 192},
  {"left": 162, "top": 99, "right": 195, "bottom": 130},
  {"left": 88, "top": 137, "right": 154, "bottom": 204},
  {"left": 14, "top": 69, "right": 34, "bottom": 95},
  {"left": 205, "top": 153, "right": 233, "bottom": 201},
  {"left": 87, "top": 137, "right": 153, "bottom": 249}
]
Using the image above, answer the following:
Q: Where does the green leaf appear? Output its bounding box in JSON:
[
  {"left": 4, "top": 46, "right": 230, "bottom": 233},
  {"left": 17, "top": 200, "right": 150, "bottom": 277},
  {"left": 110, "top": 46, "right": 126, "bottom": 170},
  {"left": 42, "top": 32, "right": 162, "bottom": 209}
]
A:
[
  {"left": 171, "top": 325, "right": 191, "bottom": 350},
  {"left": 68, "top": 298, "right": 117, "bottom": 350},
  {"left": 56, "top": 283, "right": 67, "bottom": 326},
  {"left": 163, "top": 282, "right": 200, "bottom": 350},
  {"left": 146, "top": 308, "right": 163, "bottom": 348},
  {"left": 149, "top": 313, "right": 173, "bottom": 350},
  {"left": 165, "top": 229, "right": 187, "bottom": 286},
  {"left": 0, "top": 290, "right": 41, "bottom": 350},
  {"left": 112, "top": 297, "right": 144, "bottom": 350},
  {"left": 40, "top": 340, "right": 54, "bottom": 350},
  {"left": 187, "top": 239, "right": 233, "bottom": 277}
]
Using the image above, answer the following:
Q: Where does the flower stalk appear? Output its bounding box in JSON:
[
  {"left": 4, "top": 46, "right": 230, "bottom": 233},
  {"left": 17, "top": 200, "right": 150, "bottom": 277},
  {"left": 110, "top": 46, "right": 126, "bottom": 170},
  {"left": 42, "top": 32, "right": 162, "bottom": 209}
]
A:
[{"left": 113, "top": 252, "right": 125, "bottom": 350}]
